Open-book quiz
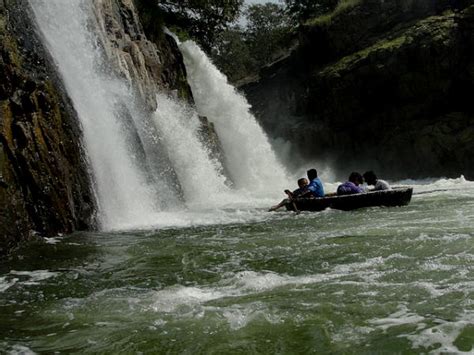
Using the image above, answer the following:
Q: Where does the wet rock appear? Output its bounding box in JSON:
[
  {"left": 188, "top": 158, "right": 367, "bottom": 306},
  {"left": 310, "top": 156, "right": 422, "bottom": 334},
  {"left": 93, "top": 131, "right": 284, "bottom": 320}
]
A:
[
  {"left": 243, "top": 1, "right": 474, "bottom": 179},
  {"left": 0, "top": 0, "right": 229, "bottom": 256},
  {"left": 92, "top": 0, "right": 193, "bottom": 111},
  {"left": 0, "top": 0, "right": 95, "bottom": 256},
  {"left": 92, "top": 0, "right": 226, "bottom": 192}
]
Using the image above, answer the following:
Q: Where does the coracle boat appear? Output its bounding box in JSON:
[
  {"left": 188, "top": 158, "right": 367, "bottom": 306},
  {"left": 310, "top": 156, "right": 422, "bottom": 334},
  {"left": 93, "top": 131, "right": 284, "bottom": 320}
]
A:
[{"left": 285, "top": 187, "right": 413, "bottom": 212}]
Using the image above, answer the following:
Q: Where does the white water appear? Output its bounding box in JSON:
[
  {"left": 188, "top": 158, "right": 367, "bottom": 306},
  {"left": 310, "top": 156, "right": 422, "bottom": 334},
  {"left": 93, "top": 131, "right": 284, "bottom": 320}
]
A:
[
  {"left": 29, "top": 0, "right": 161, "bottom": 229},
  {"left": 31, "top": 1, "right": 464, "bottom": 232},
  {"left": 179, "top": 40, "right": 290, "bottom": 195},
  {"left": 152, "top": 93, "right": 232, "bottom": 208},
  {"left": 29, "top": 0, "right": 294, "bottom": 231}
]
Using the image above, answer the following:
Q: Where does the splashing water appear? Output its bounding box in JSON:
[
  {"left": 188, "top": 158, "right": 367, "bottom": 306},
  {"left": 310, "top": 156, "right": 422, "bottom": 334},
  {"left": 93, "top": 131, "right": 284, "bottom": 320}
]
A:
[
  {"left": 152, "top": 93, "right": 231, "bottom": 208},
  {"left": 29, "top": 1, "right": 293, "bottom": 230},
  {"left": 179, "top": 40, "right": 291, "bottom": 195},
  {"left": 1, "top": 177, "right": 474, "bottom": 353},
  {"left": 29, "top": 0, "right": 164, "bottom": 229}
]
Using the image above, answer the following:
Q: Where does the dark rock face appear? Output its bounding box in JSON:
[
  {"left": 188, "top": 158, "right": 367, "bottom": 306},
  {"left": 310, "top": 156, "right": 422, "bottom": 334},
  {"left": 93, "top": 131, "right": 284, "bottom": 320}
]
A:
[
  {"left": 0, "top": 0, "right": 227, "bottom": 256},
  {"left": 132, "top": 0, "right": 228, "bottom": 180},
  {"left": 0, "top": 0, "right": 95, "bottom": 255},
  {"left": 243, "top": 0, "right": 474, "bottom": 180}
]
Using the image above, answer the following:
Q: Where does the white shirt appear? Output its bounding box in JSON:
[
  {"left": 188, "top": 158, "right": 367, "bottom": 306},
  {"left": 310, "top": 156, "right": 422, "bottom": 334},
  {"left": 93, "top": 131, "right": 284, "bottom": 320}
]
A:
[{"left": 374, "top": 179, "right": 391, "bottom": 191}]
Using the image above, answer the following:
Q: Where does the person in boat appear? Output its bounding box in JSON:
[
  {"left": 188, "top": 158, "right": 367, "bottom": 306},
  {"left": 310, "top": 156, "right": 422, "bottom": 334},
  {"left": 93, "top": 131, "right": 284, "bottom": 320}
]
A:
[
  {"left": 337, "top": 172, "right": 365, "bottom": 195},
  {"left": 268, "top": 178, "right": 309, "bottom": 211},
  {"left": 305, "top": 168, "right": 325, "bottom": 197},
  {"left": 363, "top": 171, "right": 391, "bottom": 191}
]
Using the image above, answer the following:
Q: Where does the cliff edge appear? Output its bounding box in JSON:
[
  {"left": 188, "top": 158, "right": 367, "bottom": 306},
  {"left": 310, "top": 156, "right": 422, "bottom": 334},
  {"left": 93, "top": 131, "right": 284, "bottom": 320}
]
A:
[
  {"left": 243, "top": 0, "right": 474, "bottom": 179},
  {"left": 0, "top": 0, "right": 95, "bottom": 255}
]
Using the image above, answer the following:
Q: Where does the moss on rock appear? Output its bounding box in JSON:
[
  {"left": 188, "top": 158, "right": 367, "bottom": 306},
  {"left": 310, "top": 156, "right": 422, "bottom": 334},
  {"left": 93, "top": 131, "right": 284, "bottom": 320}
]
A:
[
  {"left": 0, "top": 0, "right": 95, "bottom": 256},
  {"left": 243, "top": 1, "right": 474, "bottom": 179}
]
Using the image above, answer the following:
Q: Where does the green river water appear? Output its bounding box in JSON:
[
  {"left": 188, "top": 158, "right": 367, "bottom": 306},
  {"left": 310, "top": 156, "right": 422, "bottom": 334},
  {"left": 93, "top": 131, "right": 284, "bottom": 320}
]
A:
[{"left": 1, "top": 179, "right": 473, "bottom": 354}]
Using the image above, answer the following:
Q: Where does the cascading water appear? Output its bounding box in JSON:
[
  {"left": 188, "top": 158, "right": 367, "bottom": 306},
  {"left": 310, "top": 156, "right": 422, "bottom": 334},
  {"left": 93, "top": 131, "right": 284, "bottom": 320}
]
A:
[
  {"left": 152, "top": 93, "right": 232, "bottom": 208},
  {"left": 28, "top": 0, "right": 173, "bottom": 229},
  {"left": 179, "top": 41, "right": 290, "bottom": 196},
  {"left": 5, "top": 4, "right": 474, "bottom": 353},
  {"left": 29, "top": 0, "right": 292, "bottom": 230}
]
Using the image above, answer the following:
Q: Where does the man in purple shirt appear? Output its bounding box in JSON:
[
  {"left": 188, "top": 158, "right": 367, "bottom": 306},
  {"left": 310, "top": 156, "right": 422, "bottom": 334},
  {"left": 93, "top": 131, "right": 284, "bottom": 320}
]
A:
[{"left": 337, "top": 172, "right": 365, "bottom": 195}]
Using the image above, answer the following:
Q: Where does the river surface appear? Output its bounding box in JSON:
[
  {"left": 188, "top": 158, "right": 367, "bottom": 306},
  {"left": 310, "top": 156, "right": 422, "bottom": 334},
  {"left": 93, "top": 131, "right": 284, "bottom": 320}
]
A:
[{"left": 1, "top": 177, "right": 473, "bottom": 354}]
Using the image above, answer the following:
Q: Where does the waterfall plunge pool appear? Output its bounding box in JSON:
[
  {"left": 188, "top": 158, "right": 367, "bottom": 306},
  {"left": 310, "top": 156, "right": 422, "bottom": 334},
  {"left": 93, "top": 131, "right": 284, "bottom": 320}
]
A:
[{"left": 1, "top": 178, "right": 474, "bottom": 354}]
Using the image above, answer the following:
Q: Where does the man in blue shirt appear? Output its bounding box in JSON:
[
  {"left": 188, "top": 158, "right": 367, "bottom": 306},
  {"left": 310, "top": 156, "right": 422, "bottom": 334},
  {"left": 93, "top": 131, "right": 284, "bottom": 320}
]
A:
[{"left": 305, "top": 168, "right": 324, "bottom": 197}]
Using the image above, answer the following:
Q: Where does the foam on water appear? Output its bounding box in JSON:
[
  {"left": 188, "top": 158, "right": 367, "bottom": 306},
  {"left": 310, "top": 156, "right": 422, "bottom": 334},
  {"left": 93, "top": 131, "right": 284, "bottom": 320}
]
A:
[
  {"left": 0, "top": 270, "right": 58, "bottom": 294},
  {"left": 104, "top": 206, "right": 287, "bottom": 231},
  {"left": 148, "top": 255, "right": 404, "bottom": 314},
  {"left": 406, "top": 310, "right": 474, "bottom": 354},
  {"left": 44, "top": 236, "right": 63, "bottom": 245},
  {"left": 6, "top": 344, "right": 37, "bottom": 355},
  {"left": 9, "top": 270, "right": 58, "bottom": 286},
  {"left": 142, "top": 249, "right": 472, "bottom": 317},
  {"left": 369, "top": 304, "right": 426, "bottom": 331},
  {"left": 2, "top": 180, "right": 473, "bottom": 352},
  {"left": 143, "top": 271, "right": 333, "bottom": 314},
  {"left": 0, "top": 276, "right": 18, "bottom": 293},
  {"left": 26, "top": 0, "right": 474, "bottom": 234}
]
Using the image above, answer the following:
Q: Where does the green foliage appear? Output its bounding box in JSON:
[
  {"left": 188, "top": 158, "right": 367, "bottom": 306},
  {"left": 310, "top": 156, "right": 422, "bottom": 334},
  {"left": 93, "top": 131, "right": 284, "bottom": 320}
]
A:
[
  {"left": 211, "top": 27, "right": 258, "bottom": 83},
  {"left": 306, "top": 0, "right": 362, "bottom": 26},
  {"left": 135, "top": 0, "right": 243, "bottom": 51},
  {"left": 245, "top": 3, "right": 292, "bottom": 63},
  {"left": 284, "top": 0, "right": 339, "bottom": 23},
  {"left": 163, "top": 0, "right": 243, "bottom": 50},
  {"left": 211, "top": 2, "right": 293, "bottom": 83}
]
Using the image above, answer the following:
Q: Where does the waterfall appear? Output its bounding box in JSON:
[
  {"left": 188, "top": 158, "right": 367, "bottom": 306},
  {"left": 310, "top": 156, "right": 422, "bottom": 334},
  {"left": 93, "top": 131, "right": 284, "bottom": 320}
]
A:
[
  {"left": 28, "top": 0, "right": 169, "bottom": 229},
  {"left": 29, "top": 0, "right": 292, "bottom": 230},
  {"left": 152, "top": 93, "right": 233, "bottom": 208},
  {"left": 179, "top": 41, "right": 290, "bottom": 196}
]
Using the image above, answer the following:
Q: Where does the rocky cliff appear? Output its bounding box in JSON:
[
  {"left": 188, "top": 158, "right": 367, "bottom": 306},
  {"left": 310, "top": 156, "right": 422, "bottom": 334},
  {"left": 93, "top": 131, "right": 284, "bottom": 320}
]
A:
[
  {"left": 92, "top": 0, "right": 226, "bottom": 194},
  {"left": 243, "top": 0, "right": 474, "bottom": 179},
  {"left": 0, "top": 0, "right": 95, "bottom": 255},
  {"left": 93, "top": 0, "right": 193, "bottom": 111},
  {"left": 0, "top": 0, "right": 206, "bottom": 256}
]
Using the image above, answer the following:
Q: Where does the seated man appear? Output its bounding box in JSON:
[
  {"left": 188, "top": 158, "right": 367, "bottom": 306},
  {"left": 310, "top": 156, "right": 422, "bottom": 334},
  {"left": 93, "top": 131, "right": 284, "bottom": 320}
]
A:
[
  {"left": 285, "top": 178, "right": 309, "bottom": 199},
  {"left": 363, "top": 171, "right": 391, "bottom": 191},
  {"left": 268, "top": 178, "right": 309, "bottom": 211},
  {"left": 305, "top": 168, "right": 324, "bottom": 198},
  {"left": 337, "top": 172, "right": 365, "bottom": 195}
]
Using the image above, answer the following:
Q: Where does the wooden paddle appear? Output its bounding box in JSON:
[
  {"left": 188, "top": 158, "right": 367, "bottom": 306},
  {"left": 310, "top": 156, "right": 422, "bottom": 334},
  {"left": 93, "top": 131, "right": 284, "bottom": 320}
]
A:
[{"left": 285, "top": 190, "right": 300, "bottom": 214}]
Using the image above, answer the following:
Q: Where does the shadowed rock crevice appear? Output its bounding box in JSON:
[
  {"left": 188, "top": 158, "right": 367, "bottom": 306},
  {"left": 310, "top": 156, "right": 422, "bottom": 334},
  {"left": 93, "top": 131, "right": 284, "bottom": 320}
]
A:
[
  {"left": 0, "top": 0, "right": 95, "bottom": 255},
  {"left": 243, "top": 0, "right": 474, "bottom": 179},
  {"left": 1, "top": 0, "right": 230, "bottom": 256}
]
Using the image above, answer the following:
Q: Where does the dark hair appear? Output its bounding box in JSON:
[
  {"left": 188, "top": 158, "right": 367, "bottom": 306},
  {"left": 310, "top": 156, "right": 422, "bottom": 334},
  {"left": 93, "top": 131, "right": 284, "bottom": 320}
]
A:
[
  {"left": 363, "top": 171, "right": 377, "bottom": 183},
  {"left": 307, "top": 168, "right": 317, "bottom": 180},
  {"left": 348, "top": 172, "right": 363, "bottom": 184}
]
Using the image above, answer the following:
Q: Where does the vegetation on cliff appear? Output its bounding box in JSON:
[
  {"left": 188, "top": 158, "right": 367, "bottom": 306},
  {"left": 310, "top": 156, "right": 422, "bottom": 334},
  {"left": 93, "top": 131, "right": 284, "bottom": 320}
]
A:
[
  {"left": 135, "top": 0, "right": 243, "bottom": 52},
  {"left": 243, "top": 0, "right": 474, "bottom": 179},
  {"left": 211, "top": 3, "right": 294, "bottom": 84}
]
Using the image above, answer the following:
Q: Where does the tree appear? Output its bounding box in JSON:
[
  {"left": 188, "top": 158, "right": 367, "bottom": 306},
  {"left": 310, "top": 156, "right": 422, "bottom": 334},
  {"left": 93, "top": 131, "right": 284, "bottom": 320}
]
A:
[
  {"left": 211, "top": 2, "right": 294, "bottom": 83},
  {"left": 212, "top": 26, "right": 258, "bottom": 83},
  {"left": 155, "top": 0, "right": 244, "bottom": 51},
  {"left": 245, "top": 3, "right": 292, "bottom": 64},
  {"left": 284, "top": 0, "right": 338, "bottom": 23}
]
